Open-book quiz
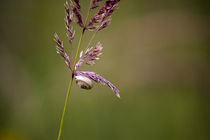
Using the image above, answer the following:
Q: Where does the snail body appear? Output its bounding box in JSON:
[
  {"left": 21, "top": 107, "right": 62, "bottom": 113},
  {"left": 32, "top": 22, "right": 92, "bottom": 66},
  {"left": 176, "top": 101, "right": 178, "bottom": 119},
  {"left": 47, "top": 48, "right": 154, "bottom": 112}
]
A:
[{"left": 75, "top": 75, "right": 93, "bottom": 90}]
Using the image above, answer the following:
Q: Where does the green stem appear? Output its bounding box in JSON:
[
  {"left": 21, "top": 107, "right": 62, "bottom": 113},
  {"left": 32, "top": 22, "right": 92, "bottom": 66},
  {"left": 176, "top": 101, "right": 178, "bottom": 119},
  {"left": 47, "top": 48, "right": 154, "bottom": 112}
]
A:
[
  {"left": 57, "top": 77, "right": 74, "bottom": 140},
  {"left": 57, "top": 1, "right": 93, "bottom": 140},
  {"left": 57, "top": 30, "right": 86, "bottom": 140}
]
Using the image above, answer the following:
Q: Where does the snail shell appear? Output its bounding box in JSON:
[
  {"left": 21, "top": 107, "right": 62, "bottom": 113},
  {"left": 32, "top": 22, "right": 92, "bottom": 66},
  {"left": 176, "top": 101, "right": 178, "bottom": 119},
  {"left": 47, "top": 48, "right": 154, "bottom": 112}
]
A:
[{"left": 75, "top": 75, "right": 93, "bottom": 90}]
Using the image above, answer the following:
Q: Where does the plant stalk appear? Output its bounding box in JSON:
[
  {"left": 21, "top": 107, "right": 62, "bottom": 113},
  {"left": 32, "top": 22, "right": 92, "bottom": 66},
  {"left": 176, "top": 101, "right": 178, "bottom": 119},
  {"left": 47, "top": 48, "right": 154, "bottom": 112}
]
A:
[
  {"left": 57, "top": 77, "right": 73, "bottom": 140},
  {"left": 57, "top": 0, "right": 93, "bottom": 140}
]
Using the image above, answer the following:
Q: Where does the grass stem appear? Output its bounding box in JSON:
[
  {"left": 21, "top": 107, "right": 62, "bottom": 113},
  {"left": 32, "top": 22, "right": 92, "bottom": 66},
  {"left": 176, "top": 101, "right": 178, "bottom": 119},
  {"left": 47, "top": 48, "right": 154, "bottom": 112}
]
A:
[
  {"left": 57, "top": 77, "right": 73, "bottom": 140},
  {"left": 57, "top": 0, "right": 93, "bottom": 139}
]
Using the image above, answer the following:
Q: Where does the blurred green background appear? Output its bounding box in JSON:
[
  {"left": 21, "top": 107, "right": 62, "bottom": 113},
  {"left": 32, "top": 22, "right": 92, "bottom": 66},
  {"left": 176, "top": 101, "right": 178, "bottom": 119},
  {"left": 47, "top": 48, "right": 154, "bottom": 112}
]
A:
[{"left": 0, "top": 0, "right": 209, "bottom": 140}]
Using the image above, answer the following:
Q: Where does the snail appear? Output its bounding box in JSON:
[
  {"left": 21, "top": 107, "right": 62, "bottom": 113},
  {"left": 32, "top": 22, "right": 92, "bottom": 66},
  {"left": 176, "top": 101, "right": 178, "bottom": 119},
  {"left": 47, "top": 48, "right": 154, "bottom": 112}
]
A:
[{"left": 75, "top": 75, "right": 93, "bottom": 90}]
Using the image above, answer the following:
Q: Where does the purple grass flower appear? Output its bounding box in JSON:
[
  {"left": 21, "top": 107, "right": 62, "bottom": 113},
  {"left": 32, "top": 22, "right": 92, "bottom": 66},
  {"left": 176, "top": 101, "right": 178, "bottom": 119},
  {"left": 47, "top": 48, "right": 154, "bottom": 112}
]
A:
[
  {"left": 88, "top": 0, "right": 120, "bottom": 31},
  {"left": 75, "top": 71, "right": 120, "bottom": 98},
  {"left": 86, "top": 61, "right": 95, "bottom": 65},
  {"left": 88, "top": 14, "right": 101, "bottom": 27},
  {"left": 98, "top": 18, "right": 111, "bottom": 31},
  {"left": 75, "top": 42, "right": 103, "bottom": 70},
  {"left": 73, "top": 0, "right": 81, "bottom": 10},
  {"left": 101, "top": 4, "right": 117, "bottom": 22},
  {"left": 100, "top": 0, "right": 119, "bottom": 22},
  {"left": 71, "top": 0, "right": 84, "bottom": 28},
  {"left": 64, "top": 1, "right": 74, "bottom": 45},
  {"left": 87, "top": 25, "right": 99, "bottom": 31},
  {"left": 54, "top": 33, "right": 72, "bottom": 71},
  {"left": 91, "top": 0, "right": 104, "bottom": 9}
]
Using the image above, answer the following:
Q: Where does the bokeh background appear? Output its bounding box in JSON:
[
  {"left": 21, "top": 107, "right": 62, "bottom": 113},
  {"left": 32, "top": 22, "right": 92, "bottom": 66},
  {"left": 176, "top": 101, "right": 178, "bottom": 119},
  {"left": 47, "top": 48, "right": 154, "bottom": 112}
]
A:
[{"left": 0, "top": 0, "right": 209, "bottom": 140}]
